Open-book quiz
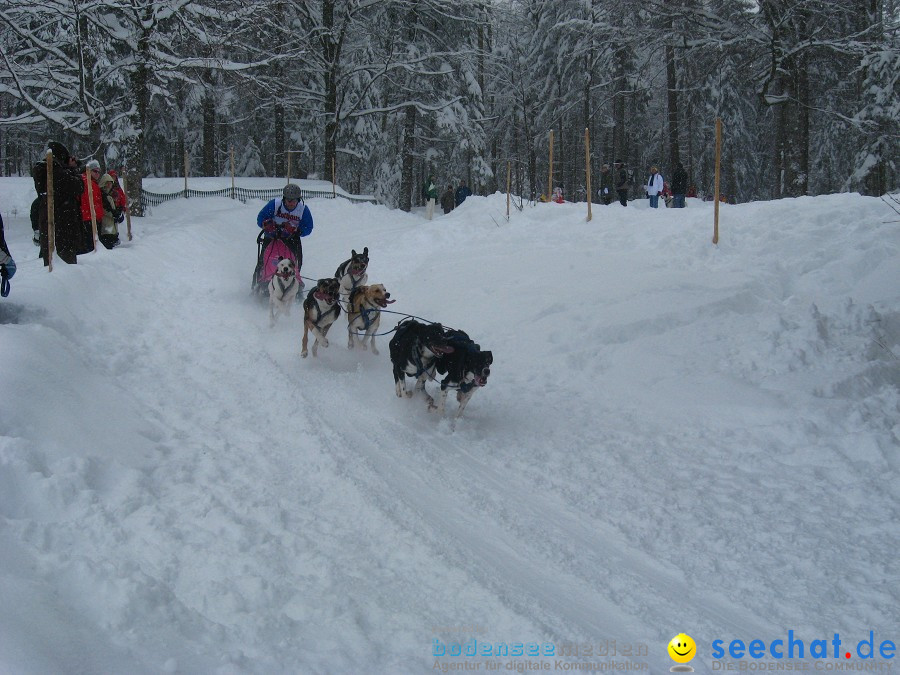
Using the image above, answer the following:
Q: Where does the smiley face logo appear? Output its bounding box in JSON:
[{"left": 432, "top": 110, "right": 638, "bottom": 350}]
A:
[{"left": 668, "top": 633, "right": 696, "bottom": 664}]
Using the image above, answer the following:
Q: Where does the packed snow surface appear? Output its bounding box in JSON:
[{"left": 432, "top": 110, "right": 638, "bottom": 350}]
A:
[{"left": 0, "top": 178, "right": 898, "bottom": 674}]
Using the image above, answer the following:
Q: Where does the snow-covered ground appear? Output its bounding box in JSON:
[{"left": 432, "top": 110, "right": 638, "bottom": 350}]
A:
[{"left": 0, "top": 178, "right": 898, "bottom": 674}]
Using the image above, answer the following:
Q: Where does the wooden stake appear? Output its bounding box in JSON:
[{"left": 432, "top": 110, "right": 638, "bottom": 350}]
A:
[
  {"left": 548, "top": 129, "right": 554, "bottom": 202},
  {"left": 713, "top": 117, "right": 722, "bottom": 245},
  {"left": 506, "top": 161, "right": 511, "bottom": 220},
  {"left": 183, "top": 150, "right": 189, "bottom": 197},
  {"left": 230, "top": 146, "right": 235, "bottom": 199},
  {"left": 585, "top": 128, "right": 592, "bottom": 222},
  {"left": 46, "top": 150, "right": 55, "bottom": 272},
  {"left": 121, "top": 168, "right": 133, "bottom": 241},
  {"left": 85, "top": 168, "right": 98, "bottom": 252},
  {"left": 287, "top": 151, "right": 292, "bottom": 184},
  {"left": 332, "top": 156, "right": 336, "bottom": 198}
]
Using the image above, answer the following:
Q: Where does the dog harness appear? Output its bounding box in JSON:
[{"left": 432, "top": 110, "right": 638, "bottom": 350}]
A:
[
  {"left": 309, "top": 295, "right": 339, "bottom": 325},
  {"left": 356, "top": 306, "right": 380, "bottom": 331},
  {"left": 274, "top": 275, "right": 297, "bottom": 297}
]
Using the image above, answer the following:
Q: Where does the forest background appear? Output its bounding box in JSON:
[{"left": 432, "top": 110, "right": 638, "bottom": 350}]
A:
[{"left": 0, "top": 0, "right": 897, "bottom": 213}]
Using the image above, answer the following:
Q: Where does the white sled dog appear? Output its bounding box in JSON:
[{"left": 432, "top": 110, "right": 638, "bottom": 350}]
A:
[{"left": 268, "top": 257, "right": 300, "bottom": 327}]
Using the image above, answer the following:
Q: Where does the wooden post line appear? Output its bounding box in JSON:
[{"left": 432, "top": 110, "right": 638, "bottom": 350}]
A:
[
  {"left": 585, "top": 128, "right": 592, "bottom": 222},
  {"left": 286, "top": 150, "right": 301, "bottom": 185},
  {"left": 713, "top": 117, "right": 722, "bottom": 245},
  {"left": 46, "top": 150, "right": 55, "bottom": 272}
]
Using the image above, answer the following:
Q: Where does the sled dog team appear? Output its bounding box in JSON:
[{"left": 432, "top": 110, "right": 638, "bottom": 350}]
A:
[{"left": 268, "top": 246, "right": 492, "bottom": 419}]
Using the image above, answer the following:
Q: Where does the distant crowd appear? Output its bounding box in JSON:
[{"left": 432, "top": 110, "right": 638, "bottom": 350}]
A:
[
  {"left": 415, "top": 162, "right": 730, "bottom": 219},
  {"left": 548, "top": 160, "right": 729, "bottom": 208},
  {"left": 421, "top": 177, "right": 472, "bottom": 220},
  {"left": 598, "top": 160, "right": 704, "bottom": 208},
  {"left": 30, "top": 141, "right": 128, "bottom": 266},
  {"left": 0, "top": 140, "right": 130, "bottom": 297}
]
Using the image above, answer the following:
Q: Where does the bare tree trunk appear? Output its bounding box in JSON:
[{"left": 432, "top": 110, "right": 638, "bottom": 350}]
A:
[
  {"left": 780, "top": 64, "right": 809, "bottom": 197},
  {"left": 274, "top": 104, "right": 285, "bottom": 177},
  {"left": 123, "top": 25, "right": 150, "bottom": 216},
  {"left": 322, "top": 0, "right": 338, "bottom": 179},
  {"left": 862, "top": 0, "right": 887, "bottom": 196},
  {"left": 613, "top": 47, "right": 627, "bottom": 163},
  {"left": 666, "top": 42, "right": 680, "bottom": 170},
  {"left": 399, "top": 104, "right": 417, "bottom": 212},
  {"left": 203, "top": 92, "right": 216, "bottom": 176},
  {"left": 773, "top": 102, "right": 784, "bottom": 199}
]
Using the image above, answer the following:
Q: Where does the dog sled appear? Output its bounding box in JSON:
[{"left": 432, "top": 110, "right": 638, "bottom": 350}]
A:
[{"left": 251, "top": 230, "right": 303, "bottom": 298}]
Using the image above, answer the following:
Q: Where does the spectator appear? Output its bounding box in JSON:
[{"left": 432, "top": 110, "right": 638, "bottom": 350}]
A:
[
  {"left": 614, "top": 160, "right": 629, "bottom": 206},
  {"left": 645, "top": 165, "right": 663, "bottom": 208},
  {"left": 455, "top": 182, "right": 472, "bottom": 207},
  {"left": 0, "top": 212, "right": 15, "bottom": 297},
  {"left": 30, "top": 196, "right": 40, "bottom": 246},
  {"left": 440, "top": 184, "right": 455, "bottom": 215},
  {"left": 97, "top": 173, "right": 123, "bottom": 249},
  {"left": 671, "top": 161, "right": 688, "bottom": 208},
  {"left": 598, "top": 164, "right": 614, "bottom": 205},
  {"left": 422, "top": 175, "right": 437, "bottom": 220},
  {"left": 552, "top": 186, "right": 564, "bottom": 203},
  {"left": 78, "top": 159, "right": 105, "bottom": 254},
  {"left": 661, "top": 181, "right": 674, "bottom": 208},
  {"left": 107, "top": 170, "right": 128, "bottom": 214},
  {"left": 32, "top": 142, "right": 84, "bottom": 265}
]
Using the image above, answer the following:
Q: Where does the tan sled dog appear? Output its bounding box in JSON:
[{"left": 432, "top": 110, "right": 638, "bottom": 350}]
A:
[{"left": 346, "top": 284, "right": 394, "bottom": 354}]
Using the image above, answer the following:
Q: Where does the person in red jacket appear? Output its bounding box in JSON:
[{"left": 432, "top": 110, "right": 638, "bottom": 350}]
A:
[{"left": 78, "top": 159, "right": 105, "bottom": 254}]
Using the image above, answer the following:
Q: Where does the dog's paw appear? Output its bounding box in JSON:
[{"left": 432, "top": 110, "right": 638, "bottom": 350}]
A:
[
  {"left": 404, "top": 390, "right": 415, "bottom": 398},
  {"left": 371, "top": 346, "right": 379, "bottom": 355},
  {"left": 320, "top": 337, "right": 329, "bottom": 348},
  {"left": 301, "top": 349, "right": 308, "bottom": 358}
]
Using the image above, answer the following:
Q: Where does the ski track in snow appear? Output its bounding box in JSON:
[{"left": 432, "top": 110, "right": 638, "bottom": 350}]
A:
[{"left": 0, "top": 183, "right": 898, "bottom": 673}]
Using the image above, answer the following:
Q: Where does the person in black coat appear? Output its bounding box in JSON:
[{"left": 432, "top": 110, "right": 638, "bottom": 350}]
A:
[
  {"left": 671, "top": 161, "right": 688, "bottom": 208},
  {"left": 32, "top": 142, "right": 84, "bottom": 265},
  {"left": 440, "top": 184, "right": 455, "bottom": 215},
  {"left": 30, "top": 196, "right": 40, "bottom": 246},
  {"left": 0, "top": 212, "right": 15, "bottom": 297},
  {"left": 598, "top": 164, "right": 614, "bottom": 205}
]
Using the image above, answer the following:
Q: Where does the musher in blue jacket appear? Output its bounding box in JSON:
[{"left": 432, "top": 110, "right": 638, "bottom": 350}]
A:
[{"left": 257, "top": 183, "right": 314, "bottom": 263}]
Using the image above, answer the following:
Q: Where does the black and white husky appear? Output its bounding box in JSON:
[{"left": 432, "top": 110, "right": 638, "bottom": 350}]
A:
[{"left": 334, "top": 247, "right": 369, "bottom": 304}]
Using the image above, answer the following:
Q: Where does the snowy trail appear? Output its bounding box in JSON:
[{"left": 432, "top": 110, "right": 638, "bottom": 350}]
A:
[{"left": 1, "top": 184, "right": 897, "bottom": 674}]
